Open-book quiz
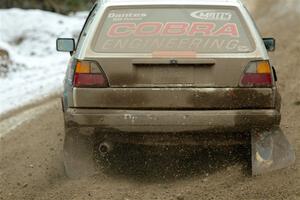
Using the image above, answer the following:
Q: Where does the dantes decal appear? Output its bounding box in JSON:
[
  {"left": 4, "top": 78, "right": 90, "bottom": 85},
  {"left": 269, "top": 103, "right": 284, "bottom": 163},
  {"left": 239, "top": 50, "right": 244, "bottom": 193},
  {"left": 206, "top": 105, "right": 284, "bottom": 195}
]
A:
[{"left": 107, "top": 22, "right": 240, "bottom": 37}]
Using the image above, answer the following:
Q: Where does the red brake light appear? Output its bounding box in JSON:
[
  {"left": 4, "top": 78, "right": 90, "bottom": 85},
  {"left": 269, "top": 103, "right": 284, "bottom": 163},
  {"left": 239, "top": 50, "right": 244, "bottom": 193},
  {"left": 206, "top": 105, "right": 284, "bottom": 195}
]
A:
[
  {"left": 73, "top": 61, "right": 108, "bottom": 88},
  {"left": 240, "top": 61, "right": 273, "bottom": 87},
  {"left": 74, "top": 74, "right": 107, "bottom": 87}
]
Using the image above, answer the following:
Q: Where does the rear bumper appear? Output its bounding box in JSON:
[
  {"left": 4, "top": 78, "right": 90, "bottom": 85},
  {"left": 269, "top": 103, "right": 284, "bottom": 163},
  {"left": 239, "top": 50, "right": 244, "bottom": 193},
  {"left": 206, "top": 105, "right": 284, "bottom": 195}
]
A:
[
  {"left": 72, "top": 88, "right": 275, "bottom": 110},
  {"left": 65, "top": 109, "right": 281, "bottom": 133}
]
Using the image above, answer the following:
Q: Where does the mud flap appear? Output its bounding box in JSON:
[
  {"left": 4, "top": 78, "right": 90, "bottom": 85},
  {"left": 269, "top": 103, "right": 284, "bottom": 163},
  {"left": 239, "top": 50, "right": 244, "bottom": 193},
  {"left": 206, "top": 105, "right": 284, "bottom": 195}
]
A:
[
  {"left": 251, "top": 127, "right": 295, "bottom": 175},
  {"left": 64, "top": 127, "right": 97, "bottom": 179}
]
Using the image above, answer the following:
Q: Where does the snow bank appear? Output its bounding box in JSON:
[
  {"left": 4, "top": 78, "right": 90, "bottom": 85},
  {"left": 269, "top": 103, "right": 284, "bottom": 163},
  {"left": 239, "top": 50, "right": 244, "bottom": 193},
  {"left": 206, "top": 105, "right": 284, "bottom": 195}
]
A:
[{"left": 0, "top": 9, "right": 86, "bottom": 115}]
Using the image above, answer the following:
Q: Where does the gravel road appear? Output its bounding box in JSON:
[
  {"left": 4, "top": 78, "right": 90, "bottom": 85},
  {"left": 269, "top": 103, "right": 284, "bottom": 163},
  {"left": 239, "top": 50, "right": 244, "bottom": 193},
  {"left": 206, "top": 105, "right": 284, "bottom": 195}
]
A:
[{"left": 0, "top": 1, "right": 299, "bottom": 199}]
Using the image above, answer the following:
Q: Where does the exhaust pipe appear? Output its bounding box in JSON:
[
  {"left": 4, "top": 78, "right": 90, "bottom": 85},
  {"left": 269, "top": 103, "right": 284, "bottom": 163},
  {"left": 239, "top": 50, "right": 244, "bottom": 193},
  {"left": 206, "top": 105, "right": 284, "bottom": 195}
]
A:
[{"left": 98, "top": 141, "right": 113, "bottom": 156}]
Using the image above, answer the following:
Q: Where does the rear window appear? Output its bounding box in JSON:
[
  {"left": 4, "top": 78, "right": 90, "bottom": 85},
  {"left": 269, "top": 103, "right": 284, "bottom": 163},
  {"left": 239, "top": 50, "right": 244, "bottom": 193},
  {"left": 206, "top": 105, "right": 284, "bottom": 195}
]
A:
[{"left": 93, "top": 7, "right": 255, "bottom": 54}]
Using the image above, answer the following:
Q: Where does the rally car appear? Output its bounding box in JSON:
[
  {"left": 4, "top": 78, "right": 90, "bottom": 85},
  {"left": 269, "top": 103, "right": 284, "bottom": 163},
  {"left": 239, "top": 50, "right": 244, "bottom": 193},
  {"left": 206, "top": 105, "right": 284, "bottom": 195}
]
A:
[{"left": 57, "top": 0, "right": 295, "bottom": 178}]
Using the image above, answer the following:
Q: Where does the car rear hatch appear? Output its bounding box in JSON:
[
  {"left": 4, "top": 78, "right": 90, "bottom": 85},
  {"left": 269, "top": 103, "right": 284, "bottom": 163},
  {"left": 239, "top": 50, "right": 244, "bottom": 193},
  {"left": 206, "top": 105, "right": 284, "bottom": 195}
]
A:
[
  {"left": 72, "top": 6, "right": 275, "bottom": 109},
  {"left": 89, "top": 57, "right": 252, "bottom": 88}
]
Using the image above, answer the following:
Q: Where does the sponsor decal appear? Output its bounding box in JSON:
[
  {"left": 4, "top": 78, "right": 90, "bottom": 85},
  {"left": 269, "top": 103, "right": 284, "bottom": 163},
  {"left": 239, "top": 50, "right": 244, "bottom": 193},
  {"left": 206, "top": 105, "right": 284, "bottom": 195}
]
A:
[
  {"left": 107, "top": 22, "right": 239, "bottom": 37},
  {"left": 191, "top": 10, "right": 232, "bottom": 21},
  {"left": 108, "top": 12, "right": 147, "bottom": 21},
  {"left": 100, "top": 37, "right": 246, "bottom": 52},
  {"left": 99, "top": 22, "right": 251, "bottom": 52},
  {"left": 108, "top": 13, "right": 147, "bottom": 18}
]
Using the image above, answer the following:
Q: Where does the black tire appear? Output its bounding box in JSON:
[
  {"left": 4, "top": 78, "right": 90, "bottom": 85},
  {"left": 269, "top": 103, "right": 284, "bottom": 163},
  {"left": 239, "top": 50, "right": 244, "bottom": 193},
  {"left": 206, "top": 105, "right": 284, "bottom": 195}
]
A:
[{"left": 63, "top": 127, "right": 97, "bottom": 179}]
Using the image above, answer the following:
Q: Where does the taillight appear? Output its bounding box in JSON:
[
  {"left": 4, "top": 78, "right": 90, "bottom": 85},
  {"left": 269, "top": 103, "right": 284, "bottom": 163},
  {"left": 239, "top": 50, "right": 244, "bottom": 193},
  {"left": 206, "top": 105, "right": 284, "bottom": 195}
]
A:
[
  {"left": 240, "top": 61, "right": 273, "bottom": 87},
  {"left": 73, "top": 60, "right": 108, "bottom": 88}
]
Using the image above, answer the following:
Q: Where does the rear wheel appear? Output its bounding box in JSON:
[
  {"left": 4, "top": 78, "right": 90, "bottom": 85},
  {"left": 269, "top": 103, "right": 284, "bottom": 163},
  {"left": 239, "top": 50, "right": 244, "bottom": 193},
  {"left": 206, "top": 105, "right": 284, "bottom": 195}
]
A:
[{"left": 63, "top": 127, "right": 97, "bottom": 179}]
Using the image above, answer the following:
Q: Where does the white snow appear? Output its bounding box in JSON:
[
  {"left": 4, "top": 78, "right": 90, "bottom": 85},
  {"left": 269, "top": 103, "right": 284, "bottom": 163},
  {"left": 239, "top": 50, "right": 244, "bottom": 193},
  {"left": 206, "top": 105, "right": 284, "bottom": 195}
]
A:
[{"left": 0, "top": 9, "right": 87, "bottom": 115}]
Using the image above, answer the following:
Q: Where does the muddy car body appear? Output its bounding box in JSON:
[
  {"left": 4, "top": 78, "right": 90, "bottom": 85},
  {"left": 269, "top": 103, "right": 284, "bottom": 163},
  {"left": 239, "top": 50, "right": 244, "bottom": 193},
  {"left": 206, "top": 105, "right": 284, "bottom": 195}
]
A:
[{"left": 57, "top": 0, "right": 295, "bottom": 178}]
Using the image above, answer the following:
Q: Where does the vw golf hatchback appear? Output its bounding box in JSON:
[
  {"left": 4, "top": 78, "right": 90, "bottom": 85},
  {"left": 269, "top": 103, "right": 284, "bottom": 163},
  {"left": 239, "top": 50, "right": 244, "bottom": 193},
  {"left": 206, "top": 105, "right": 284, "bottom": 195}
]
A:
[{"left": 57, "top": 0, "right": 295, "bottom": 178}]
